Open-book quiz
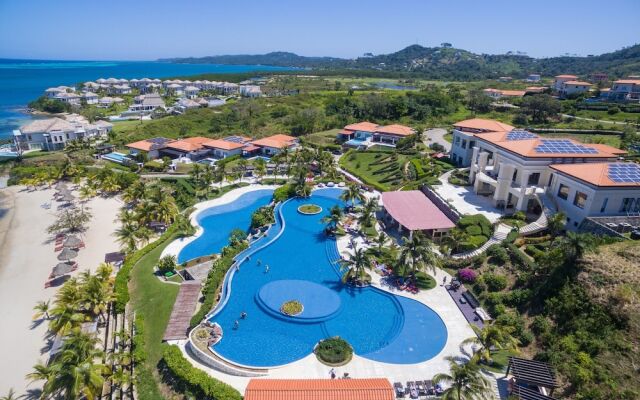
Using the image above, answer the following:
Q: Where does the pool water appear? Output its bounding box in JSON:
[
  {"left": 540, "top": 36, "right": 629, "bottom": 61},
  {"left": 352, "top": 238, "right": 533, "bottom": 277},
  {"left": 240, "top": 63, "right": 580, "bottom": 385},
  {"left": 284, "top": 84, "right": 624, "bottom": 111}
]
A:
[
  {"left": 101, "top": 152, "right": 130, "bottom": 164},
  {"left": 177, "top": 189, "right": 274, "bottom": 263},
  {"left": 182, "top": 188, "right": 448, "bottom": 367}
]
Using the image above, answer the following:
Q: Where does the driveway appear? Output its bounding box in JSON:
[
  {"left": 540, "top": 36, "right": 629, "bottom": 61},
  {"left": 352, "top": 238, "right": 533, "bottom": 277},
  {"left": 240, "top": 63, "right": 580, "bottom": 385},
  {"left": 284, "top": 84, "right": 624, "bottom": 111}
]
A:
[{"left": 423, "top": 128, "right": 451, "bottom": 151}]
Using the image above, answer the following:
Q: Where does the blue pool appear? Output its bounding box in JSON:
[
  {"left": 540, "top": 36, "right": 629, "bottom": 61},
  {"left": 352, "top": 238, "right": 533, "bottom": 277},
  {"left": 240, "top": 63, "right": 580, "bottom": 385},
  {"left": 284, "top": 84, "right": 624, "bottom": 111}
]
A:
[
  {"left": 182, "top": 188, "right": 448, "bottom": 367},
  {"left": 102, "top": 152, "right": 131, "bottom": 164},
  {"left": 177, "top": 189, "right": 274, "bottom": 263}
]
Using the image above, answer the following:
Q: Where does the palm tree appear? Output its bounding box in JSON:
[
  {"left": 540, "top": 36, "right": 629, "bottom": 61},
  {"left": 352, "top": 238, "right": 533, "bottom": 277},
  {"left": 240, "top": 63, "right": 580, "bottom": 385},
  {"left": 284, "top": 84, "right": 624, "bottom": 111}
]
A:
[
  {"left": 238, "top": 159, "right": 248, "bottom": 182},
  {"left": 296, "top": 183, "right": 312, "bottom": 198},
  {"left": 461, "top": 324, "right": 519, "bottom": 365},
  {"left": 340, "top": 183, "right": 364, "bottom": 210},
  {"left": 358, "top": 197, "right": 379, "bottom": 228},
  {"left": 375, "top": 232, "right": 388, "bottom": 256},
  {"left": 115, "top": 222, "right": 139, "bottom": 253},
  {"left": 559, "top": 231, "right": 595, "bottom": 262},
  {"left": 26, "top": 362, "right": 54, "bottom": 394},
  {"left": 321, "top": 205, "right": 344, "bottom": 234},
  {"left": 255, "top": 158, "right": 267, "bottom": 182},
  {"left": 547, "top": 212, "right": 565, "bottom": 236},
  {"left": 339, "top": 244, "right": 371, "bottom": 285},
  {"left": 433, "top": 357, "right": 492, "bottom": 400},
  {"left": 32, "top": 300, "right": 51, "bottom": 320},
  {"left": 398, "top": 231, "right": 439, "bottom": 277},
  {"left": 0, "top": 388, "right": 21, "bottom": 400}
]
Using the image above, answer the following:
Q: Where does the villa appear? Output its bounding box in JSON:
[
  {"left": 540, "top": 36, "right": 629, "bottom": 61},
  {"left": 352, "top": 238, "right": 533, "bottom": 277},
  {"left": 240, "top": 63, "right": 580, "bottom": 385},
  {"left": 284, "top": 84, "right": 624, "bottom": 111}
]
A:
[
  {"left": 203, "top": 138, "right": 247, "bottom": 159},
  {"left": 381, "top": 190, "right": 456, "bottom": 240},
  {"left": 98, "top": 96, "right": 124, "bottom": 108},
  {"left": 553, "top": 74, "right": 578, "bottom": 91},
  {"left": 450, "top": 118, "right": 639, "bottom": 228},
  {"left": 128, "top": 93, "right": 165, "bottom": 113},
  {"left": 483, "top": 88, "right": 527, "bottom": 99},
  {"left": 240, "top": 85, "right": 262, "bottom": 97},
  {"left": 109, "top": 84, "right": 132, "bottom": 95},
  {"left": 126, "top": 137, "right": 175, "bottom": 159},
  {"left": 337, "top": 122, "right": 415, "bottom": 147},
  {"left": 166, "top": 83, "right": 184, "bottom": 96},
  {"left": 162, "top": 136, "right": 211, "bottom": 160},
  {"left": 13, "top": 116, "right": 111, "bottom": 151},
  {"left": 174, "top": 98, "right": 201, "bottom": 113},
  {"left": 53, "top": 92, "right": 81, "bottom": 105},
  {"left": 558, "top": 80, "right": 592, "bottom": 97},
  {"left": 44, "top": 86, "right": 73, "bottom": 98},
  {"left": 82, "top": 92, "right": 99, "bottom": 104},
  {"left": 607, "top": 79, "right": 640, "bottom": 102},
  {"left": 249, "top": 134, "right": 299, "bottom": 156},
  {"left": 184, "top": 85, "right": 200, "bottom": 99},
  {"left": 526, "top": 73, "right": 541, "bottom": 82}
]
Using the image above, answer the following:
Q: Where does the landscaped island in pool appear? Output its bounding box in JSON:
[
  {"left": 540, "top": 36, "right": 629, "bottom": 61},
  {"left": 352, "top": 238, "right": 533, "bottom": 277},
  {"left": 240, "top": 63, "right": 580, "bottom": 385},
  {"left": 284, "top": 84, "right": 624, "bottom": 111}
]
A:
[{"left": 179, "top": 188, "right": 448, "bottom": 367}]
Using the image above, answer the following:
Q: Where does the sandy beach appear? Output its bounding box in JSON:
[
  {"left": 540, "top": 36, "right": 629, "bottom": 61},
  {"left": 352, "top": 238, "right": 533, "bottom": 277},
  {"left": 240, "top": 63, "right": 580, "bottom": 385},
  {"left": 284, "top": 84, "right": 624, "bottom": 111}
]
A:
[{"left": 0, "top": 185, "right": 121, "bottom": 396}]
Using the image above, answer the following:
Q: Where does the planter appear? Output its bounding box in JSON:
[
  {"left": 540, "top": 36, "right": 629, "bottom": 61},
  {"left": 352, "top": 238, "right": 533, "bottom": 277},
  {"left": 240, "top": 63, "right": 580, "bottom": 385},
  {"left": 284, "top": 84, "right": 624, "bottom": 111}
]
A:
[{"left": 297, "top": 204, "right": 322, "bottom": 215}]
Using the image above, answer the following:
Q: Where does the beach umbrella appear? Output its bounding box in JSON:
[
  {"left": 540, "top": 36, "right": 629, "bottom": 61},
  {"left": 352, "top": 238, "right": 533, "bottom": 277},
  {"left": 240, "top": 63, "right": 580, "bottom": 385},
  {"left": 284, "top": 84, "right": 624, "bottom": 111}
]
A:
[
  {"left": 52, "top": 262, "right": 73, "bottom": 277},
  {"left": 63, "top": 235, "right": 82, "bottom": 248},
  {"left": 57, "top": 248, "right": 78, "bottom": 261}
]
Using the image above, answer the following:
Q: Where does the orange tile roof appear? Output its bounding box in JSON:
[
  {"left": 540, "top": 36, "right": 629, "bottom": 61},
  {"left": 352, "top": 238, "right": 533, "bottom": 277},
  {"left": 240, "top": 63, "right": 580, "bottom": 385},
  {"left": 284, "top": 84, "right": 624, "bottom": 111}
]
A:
[
  {"left": 166, "top": 139, "right": 205, "bottom": 152},
  {"left": 245, "top": 378, "right": 394, "bottom": 400},
  {"left": 555, "top": 74, "right": 578, "bottom": 79},
  {"left": 499, "top": 90, "right": 526, "bottom": 97},
  {"left": 453, "top": 118, "right": 514, "bottom": 133},
  {"left": 613, "top": 79, "right": 640, "bottom": 85},
  {"left": 525, "top": 86, "right": 546, "bottom": 92},
  {"left": 550, "top": 162, "right": 640, "bottom": 187},
  {"left": 251, "top": 134, "right": 297, "bottom": 149},
  {"left": 478, "top": 135, "right": 618, "bottom": 159},
  {"left": 180, "top": 136, "right": 210, "bottom": 145},
  {"left": 344, "top": 121, "right": 379, "bottom": 132},
  {"left": 203, "top": 139, "right": 245, "bottom": 150},
  {"left": 126, "top": 139, "right": 156, "bottom": 151},
  {"left": 375, "top": 124, "right": 415, "bottom": 137},
  {"left": 588, "top": 143, "right": 627, "bottom": 155},
  {"left": 563, "top": 80, "right": 592, "bottom": 86}
]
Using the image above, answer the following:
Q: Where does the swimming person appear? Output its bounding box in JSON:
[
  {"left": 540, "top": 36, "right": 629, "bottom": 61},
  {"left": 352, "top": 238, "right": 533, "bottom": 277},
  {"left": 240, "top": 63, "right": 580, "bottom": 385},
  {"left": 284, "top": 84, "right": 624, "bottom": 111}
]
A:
[
  {"left": 265, "top": 265, "right": 270, "bottom": 273},
  {"left": 240, "top": 311, "right": 247, "bottom": 319},
  {"left": 233, "top": 320, "right": 239, "bottom": 329},
  {"left": 257, "top": 259, "right": 262, "bottom": 265}
]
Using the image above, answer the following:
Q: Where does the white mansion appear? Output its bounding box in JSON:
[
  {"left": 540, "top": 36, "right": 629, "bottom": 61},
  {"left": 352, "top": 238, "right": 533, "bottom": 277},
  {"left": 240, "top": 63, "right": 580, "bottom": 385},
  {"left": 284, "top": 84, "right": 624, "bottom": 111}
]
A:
[
  {"left": 13, "top": 115, "right": 113, "bottom": 152},
  {"left": 450, "top": 118, "right": 640, "bottom": 229}
]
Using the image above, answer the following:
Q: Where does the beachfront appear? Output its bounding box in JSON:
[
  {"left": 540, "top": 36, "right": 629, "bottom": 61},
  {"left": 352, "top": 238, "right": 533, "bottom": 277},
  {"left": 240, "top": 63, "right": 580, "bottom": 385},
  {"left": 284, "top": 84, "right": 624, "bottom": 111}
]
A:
[{"left": 0, "top": 185, "right": 120, "bottom": 396}]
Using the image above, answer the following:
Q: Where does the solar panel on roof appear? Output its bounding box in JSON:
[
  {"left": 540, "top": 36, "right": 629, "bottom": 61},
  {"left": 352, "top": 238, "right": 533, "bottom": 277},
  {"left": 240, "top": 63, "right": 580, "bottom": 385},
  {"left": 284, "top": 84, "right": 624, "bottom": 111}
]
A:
[
  {"left": 534, "top": 139, "right": 598, "bottom": 154},
  {"left": 506, "top": 130, "right": 538, "bottom": 141},
  {"left": 607, "top": 163, "right": 640, "bottom": 183}
]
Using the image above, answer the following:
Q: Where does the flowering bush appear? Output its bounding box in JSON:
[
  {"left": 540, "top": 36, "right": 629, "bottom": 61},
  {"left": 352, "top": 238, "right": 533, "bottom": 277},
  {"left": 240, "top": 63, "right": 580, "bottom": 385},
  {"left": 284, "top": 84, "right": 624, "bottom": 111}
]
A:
[{"left": 458, "top": 268, "right": 477, "bottom": 283}]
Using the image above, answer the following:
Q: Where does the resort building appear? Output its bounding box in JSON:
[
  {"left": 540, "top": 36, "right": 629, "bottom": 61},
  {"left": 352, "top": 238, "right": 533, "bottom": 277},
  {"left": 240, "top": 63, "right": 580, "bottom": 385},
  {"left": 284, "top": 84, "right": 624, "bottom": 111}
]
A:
[
  {"left": 607, "top": 79, "right": 640, "bottom": 102},
  {"left": 591, "top": 72, "right": 608, "bottom": 83},
  {"left": 128, "top": 93, "right": 165, "bottom": 113},
  {"left": 558, "top": 80, "right": 592, "bottom": 97},
  {"left": 553, "top": 74, "right": 578, "bottom": 91},
  {"left": 82, "top": 92, "right": 99, "bottom": 104},
  {"left": 483, "top": 88, "right": 527, "bottom": 100},
  {"left": 244, "top": 379, "right": 394, "bottom": 400},
  {"left": 381, "top": 190, "right": 456, "bottom": 240},
  {"left": 166, "top": 83, "right": 184, "bottom": 96},
  {"left": 450, "top": 118, "right": 638, "bottom": 228},
  {"left": 44, "top": 86, "right": 72, "bottom": 98},
  {"left": 53, "top": 92, "right": 81, "bottom": 105},
  {"left": 240, "top": 85, "right": 262, "bottom": 97},
  {"left": 249, "top": 134, "right": 299, "bottom": 156},
  {"left": 162, "top": 136, "right": 211, "bottom": 160},
  {"left": 337, "top": 122, "right": 415, "bottom": 147},
  {"left": 126, "top": 137, "right": 175, "bottom": 159},
  {"left": 525, "top": 86, "right": 547, "bottom": 94},
  {"left": 184, "top": 86, "right": 200, "bottom": 99},
  {"left": 98, "top": 97, "right": 124, "bottom": 108},
  {"left": 203, "top": 138, "right": 247, "bottom": 159},
  {"left": 13, "top": 117, "right": 111, "bottom": 151},
  {"left": 174, "top": 98, "right": 201, "bottom": 113},
  {"left": 109, "top": 84, "right": 132, "bottom": 95}
]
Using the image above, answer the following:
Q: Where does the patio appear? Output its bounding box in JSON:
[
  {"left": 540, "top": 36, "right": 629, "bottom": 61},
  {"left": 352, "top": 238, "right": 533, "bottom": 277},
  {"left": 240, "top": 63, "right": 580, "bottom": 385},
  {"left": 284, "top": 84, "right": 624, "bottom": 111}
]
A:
[{"left": 434, "top": 171, "right": 504, "bottom": 223}]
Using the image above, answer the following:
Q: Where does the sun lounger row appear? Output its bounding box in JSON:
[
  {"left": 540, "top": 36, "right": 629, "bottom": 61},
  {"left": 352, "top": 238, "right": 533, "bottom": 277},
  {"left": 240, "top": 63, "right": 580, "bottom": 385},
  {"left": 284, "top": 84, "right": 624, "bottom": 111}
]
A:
[{"left": 394, "top": 380, "right": 443, "bottom": 398}]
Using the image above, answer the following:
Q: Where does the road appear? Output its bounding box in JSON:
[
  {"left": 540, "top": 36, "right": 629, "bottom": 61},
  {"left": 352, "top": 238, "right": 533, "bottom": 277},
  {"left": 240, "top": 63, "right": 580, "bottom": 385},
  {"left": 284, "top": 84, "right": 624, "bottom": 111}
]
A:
[{"left": 423, "top": 128, "right": 451, "bottom": 151}]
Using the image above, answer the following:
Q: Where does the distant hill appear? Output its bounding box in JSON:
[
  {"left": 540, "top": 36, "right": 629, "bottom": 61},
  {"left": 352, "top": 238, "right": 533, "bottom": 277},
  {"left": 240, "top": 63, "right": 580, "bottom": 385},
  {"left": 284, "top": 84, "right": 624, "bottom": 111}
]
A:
[{"left": 163, "top": 44, "right": 640, "bottom": 80}]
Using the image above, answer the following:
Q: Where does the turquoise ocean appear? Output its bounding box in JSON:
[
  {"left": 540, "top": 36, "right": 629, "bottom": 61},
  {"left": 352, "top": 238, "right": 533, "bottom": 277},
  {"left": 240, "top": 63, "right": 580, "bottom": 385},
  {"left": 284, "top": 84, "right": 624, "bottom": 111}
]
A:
[{"left": 0, "top": 59, "right": 294, "bottom": 140}]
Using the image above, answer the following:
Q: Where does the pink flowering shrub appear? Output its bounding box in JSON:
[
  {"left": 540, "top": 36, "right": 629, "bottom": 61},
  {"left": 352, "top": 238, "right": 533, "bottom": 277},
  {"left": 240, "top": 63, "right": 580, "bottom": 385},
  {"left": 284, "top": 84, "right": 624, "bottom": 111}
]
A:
[{"left": 458, "top": 268, "right": 477, "bottom": 283}]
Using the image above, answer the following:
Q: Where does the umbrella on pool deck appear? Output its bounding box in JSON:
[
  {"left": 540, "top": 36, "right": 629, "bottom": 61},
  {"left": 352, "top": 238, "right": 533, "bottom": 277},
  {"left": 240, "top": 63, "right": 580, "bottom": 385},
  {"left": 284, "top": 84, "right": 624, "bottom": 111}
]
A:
[
  {"left": 57, "top": 248, "right": 78, "bottom": 262},
  {"left": 52, "top": 262, "right": 74, "bottom": 277},
  {"left": 63, "top": 235, "right": 82, "bottom": 248}
]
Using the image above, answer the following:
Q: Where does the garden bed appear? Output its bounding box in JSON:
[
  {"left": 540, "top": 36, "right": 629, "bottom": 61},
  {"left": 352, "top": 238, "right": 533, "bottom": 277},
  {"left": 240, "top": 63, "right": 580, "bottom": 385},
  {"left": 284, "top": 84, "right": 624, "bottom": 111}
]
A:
[
  {"left": 280, "top": 300, "right": 304, "bottom": 316},
  {"left": 314, "top": 337, "right": 353, "bottom": 366},
  {"left": 298, "top": 204, "right": 322, "bottom": 215}
]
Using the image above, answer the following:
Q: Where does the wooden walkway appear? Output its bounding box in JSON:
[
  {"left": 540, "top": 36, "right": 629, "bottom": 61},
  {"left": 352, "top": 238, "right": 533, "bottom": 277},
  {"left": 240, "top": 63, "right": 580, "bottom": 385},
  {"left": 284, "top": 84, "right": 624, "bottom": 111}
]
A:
[{"left": 163, "top": 280, "right": 202, "bottom": 341}]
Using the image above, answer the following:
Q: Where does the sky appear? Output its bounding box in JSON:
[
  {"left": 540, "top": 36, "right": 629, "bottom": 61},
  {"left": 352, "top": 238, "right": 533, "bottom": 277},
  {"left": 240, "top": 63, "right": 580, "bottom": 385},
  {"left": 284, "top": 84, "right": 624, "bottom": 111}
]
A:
[{"left": 0, "top": 0, "right": 638, "bottom": 61}]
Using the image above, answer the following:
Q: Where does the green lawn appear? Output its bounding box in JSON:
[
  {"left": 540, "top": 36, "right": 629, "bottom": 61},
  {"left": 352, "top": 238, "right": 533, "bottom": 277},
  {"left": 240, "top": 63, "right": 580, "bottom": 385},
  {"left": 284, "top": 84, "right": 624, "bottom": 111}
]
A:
[
  {"left": 483, "top": 349, "right": 519, "bottom": 373},
  {"left": 443, "top": 133, "right": 453, "bottom": 143},
  {"left": 129, "top": 234, "right": 180, "bottom": 400},
  {"left": 303, "top": 128, "right": 341, "bottom": 147},
  {"left": 573, "top": 109, "right": 640, "bottom": 123},
  {"left": 339, "top": 150, "right": 412, "bottom": 191}
]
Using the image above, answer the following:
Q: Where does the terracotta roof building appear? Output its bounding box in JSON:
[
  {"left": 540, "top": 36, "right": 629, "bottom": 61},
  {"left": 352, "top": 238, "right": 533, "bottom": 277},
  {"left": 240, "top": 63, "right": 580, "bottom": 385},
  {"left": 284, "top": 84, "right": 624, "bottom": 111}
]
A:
[
  {"left": 337, "top": 121, "right": 415, "bottom": 147},
  {"left": 244, "top": 378, "right": 394, "bottom": 400},
  {"left": 250, "top": 134, "right": 299, "bottom": 156}
]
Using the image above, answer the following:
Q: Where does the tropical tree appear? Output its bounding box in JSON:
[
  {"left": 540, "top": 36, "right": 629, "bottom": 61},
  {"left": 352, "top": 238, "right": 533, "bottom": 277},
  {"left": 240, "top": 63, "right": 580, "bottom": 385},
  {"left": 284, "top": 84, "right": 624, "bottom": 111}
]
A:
[
  {"left": 398, "top": 231, "right": 439, "bottom": 277},
  {"left": 254, "top": 158, "right": 267, "bottom": 182},
  {"left": 433, "top": 357, "right": 493, "bottom": 400},
  {"left": 33, "top": 300, "right": 51, "bottom": 320},
  {"left": 461, "top": 324, "right": 519, "bottom": 365},
  {"left": 296, "top": 182, "right": 312, "bottom": 198},
  {"left": 558, "top": 231, "right": 596, "bottom": 262},
  {"left": 547, "top": 212, "right": 566, "bottom": 236},
  {"left": 0, "top": 388, "right": 20, "bottom": 400},
  {"left": 358, "top": 197, "right": 379, "bottom": 228},
  {"left": 321, "top": 205, "right": 344, "bottom": 234},
  {"left": 115, "top": 221, "right": 141, "bottom": 253},
  {"left": 339, "top": 244, "right": 371, "bottom": 285},
  {"left": 339, "top": 183, "right": 364, "bottom": 210}
]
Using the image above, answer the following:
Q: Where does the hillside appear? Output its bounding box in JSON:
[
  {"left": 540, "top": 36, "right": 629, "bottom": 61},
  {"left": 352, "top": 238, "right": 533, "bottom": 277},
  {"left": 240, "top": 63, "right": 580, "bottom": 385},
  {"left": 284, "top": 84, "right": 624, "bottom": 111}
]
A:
[{"left": 164, "top": 44, "right": 640, "bottom": 80}]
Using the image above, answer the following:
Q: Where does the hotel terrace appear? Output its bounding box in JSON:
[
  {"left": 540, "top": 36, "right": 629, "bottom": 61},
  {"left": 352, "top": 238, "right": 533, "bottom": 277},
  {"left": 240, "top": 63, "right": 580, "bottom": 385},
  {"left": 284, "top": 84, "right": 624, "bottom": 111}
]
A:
[
  {"left": 337, "top": 121, "right": 415, "bottom": 148},
  {"left": 450, "top": 118, "right": 640, "bottom": 229}
]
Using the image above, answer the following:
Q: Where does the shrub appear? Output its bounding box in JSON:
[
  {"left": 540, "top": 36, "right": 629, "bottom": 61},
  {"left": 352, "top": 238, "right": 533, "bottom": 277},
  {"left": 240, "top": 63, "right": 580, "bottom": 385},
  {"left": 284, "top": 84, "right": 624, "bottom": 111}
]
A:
[
  {"left": 162, "top": 345, "right": 242, "bottom": 400},
  {"left": 487, "top": 245, "right": 509, "bottom": 264},
  {"left": 157, "top": 255, "right": 177, "bottom": 274},
  {"left": 273, "top": 184, "right": 296, "bottom": 202},
  {"left": 458, "top": 268, "right": 477, "bottom": 283},
  {"left": 519, "top": 330, "right": 534, "bottom": 346},
  {"left": 505, "top": 229, "right": 519, "bottom": 243},
  {"left": 483, "top": 273, "right": 508, "bottom": 292},
  {"left": 465, "top": 225, "right": 482, "bottom": 236},
  {"left": 251, "top": 205, "right": 275, "bottom": 229},
  {"left": 315, "top": 337, "right": 353, "bottom": 365},
  {"left": 503, "top": 289, "right": 532, "bottom": 307},
  {"left": 512, "top": 211, "right": 527, "bottom": 221},
  {"left": 507, "top": 243, "right": 536, "bottom": 270},
  {"left": 468, "top": 235, "right": 489, "bottom": 248},
  {"left": 525, "top": 245, "right": 545, "bottom": 260}
]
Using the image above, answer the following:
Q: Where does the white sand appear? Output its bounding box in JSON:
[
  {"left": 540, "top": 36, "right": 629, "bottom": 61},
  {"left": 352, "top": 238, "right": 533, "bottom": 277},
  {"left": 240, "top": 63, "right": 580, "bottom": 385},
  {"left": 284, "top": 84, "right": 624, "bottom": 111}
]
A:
[{"left": 0, "top": 186, "right": 121, "bottom": 396}]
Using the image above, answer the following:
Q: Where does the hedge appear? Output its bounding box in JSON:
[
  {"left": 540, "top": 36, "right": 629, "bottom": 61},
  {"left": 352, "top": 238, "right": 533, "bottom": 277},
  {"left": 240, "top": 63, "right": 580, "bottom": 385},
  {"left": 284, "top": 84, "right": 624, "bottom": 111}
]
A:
[
  {"left": 132, "top": 313, "right": 146, "bottom": 363},
  {"left": 162, "top": 345, "right": 242, "bottom": 400},
  {"left": 273, "top": 184, "right": 296, "bottom": 202},
  {"left": 507, "top": 243, "right": 536, "bottom": 270},
  {"left": 114, "top": 224, "right": 179, "bottom": 313},
  {"left": 189, "top": 242, "right": 246, "bottom": 329},
  {"left": 410, "top": 159, "right": 425, "bottom": 178}
]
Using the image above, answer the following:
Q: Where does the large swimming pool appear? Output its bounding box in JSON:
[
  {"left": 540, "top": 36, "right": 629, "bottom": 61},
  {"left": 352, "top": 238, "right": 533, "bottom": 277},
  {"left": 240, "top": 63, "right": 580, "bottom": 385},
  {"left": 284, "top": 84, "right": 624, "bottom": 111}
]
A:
[{"left": 181, "top": 188, "right": 448, "bottom": 367}]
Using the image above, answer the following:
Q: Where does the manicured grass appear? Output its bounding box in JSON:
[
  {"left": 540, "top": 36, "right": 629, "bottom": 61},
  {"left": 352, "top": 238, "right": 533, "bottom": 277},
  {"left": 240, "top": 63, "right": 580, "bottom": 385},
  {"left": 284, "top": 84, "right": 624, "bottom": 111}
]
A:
[
  {"left": 298, "top": 204, "right": 322, "bottom": 214},
  {"left": 129, "top": 234, "right": 180, "bottom": 400},
  {"left": 483, "top": 349, "right": 518, "bottom": 373},
  {"left": 339, "top": 150, "right": 412, "bottom": 191},
  {"left": 415, "top": 271, "right": 437, "bottom": 290}
]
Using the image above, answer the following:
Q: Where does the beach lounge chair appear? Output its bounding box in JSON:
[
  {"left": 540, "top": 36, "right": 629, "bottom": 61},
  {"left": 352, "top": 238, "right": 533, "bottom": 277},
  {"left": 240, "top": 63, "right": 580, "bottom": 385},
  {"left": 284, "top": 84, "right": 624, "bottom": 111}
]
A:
[
  {"left": 406, "top": 381, "right": 418, "bottom": 399},
  {"left": 393, "top": 382, "right": 405, "bottom": 398},
  {"left": 416, "top": 381, "right": 427, "bottom": 396},
  {"left": 423, "top": 380, "right": 433, "bottom": 395}
]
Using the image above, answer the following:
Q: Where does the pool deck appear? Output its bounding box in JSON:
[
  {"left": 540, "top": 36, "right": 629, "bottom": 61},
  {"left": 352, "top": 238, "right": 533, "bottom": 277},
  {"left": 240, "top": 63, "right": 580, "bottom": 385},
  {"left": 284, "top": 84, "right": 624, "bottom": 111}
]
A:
[{"left": 177, "top": 187, "right": 478, "bottom": 394}]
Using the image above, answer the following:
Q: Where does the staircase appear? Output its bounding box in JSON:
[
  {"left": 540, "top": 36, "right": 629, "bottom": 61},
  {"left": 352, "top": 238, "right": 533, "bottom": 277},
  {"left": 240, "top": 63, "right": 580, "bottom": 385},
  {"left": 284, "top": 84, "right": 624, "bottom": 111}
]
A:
[
  {"left": 451, "top": 223, "right": 511, "bottom": 260},
  {"left": 519, "top": 194, "right": 556, "bottom": 236}
]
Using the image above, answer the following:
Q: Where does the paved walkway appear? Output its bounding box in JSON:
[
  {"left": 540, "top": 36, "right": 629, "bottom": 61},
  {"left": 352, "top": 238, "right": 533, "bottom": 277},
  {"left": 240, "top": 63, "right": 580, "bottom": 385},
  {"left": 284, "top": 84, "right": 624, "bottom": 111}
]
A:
[
  {"left": 434, "top": 171, "right": 503, "bottom": 223},
  {"left": 451, "top": 223, "right": 511, "bottom": 259},
  {"left": 423, "top": 128, "right": 451, "bottom": 151}
]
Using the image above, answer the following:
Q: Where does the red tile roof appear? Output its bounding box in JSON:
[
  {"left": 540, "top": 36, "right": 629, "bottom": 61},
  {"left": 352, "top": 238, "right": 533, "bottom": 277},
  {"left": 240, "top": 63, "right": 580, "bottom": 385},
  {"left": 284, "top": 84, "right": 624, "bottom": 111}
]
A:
[
  {"left": 203, "top": 139, "right": 245, "bottom": 150},
  {"left": 166, "top": 136, "right": 210, "bottom": 152},
  {"left": 477, "top": 135, "right": 618, "bottom": 159},
  {"left": 453, "top": 118, "right": 514, "bottom": 133},
  {"left": 244, "top": 378, "right": 394, "bottom": 400},
  {"left": 550, "top": 162, "right": 640, "bottom": 187},
  {"left": 381, "top": 190, "right": 455, "bottom": 231},
  {"left": 251, "top": 134, "right": 298, "bottom": 149},
  {"left": 344, "top": 121, "right": 379, "bottom": 132},
  {"left": 555, "top": 74, "right": 578, "bottom": 79},
  {"left": 613, "top": 79, "right": 640, "bottom": 85},
  {"left": 375, "top": 124, "right": 415, "bottom": 137}
]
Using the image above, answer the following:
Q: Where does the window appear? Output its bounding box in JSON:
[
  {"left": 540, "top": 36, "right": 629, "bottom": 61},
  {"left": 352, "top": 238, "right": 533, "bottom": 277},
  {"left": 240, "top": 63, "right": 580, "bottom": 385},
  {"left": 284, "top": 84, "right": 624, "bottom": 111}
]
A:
[
  {"left": 461, "top": 140, "right": 467, "bottom": 149},
  {"left": 600, "top": 198, "right": 608, "bottom": 213},
  {"left": 557, "top": 184, "right": 569, "bottom": 200},
  {"left": 620, "top": 198, "right": 634, "bottom": 212},
  {"left": 573, "top": 191, "right": 588, "bottom": 209},
  {"left": 469, "top": 141, "right": 475, "bottom": 148},
  {"left": 455, "top": 136, "right": 460, "bottom": 144},
  {"left": 528, "top": 173, "right": 540, "bottom": 185}
]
